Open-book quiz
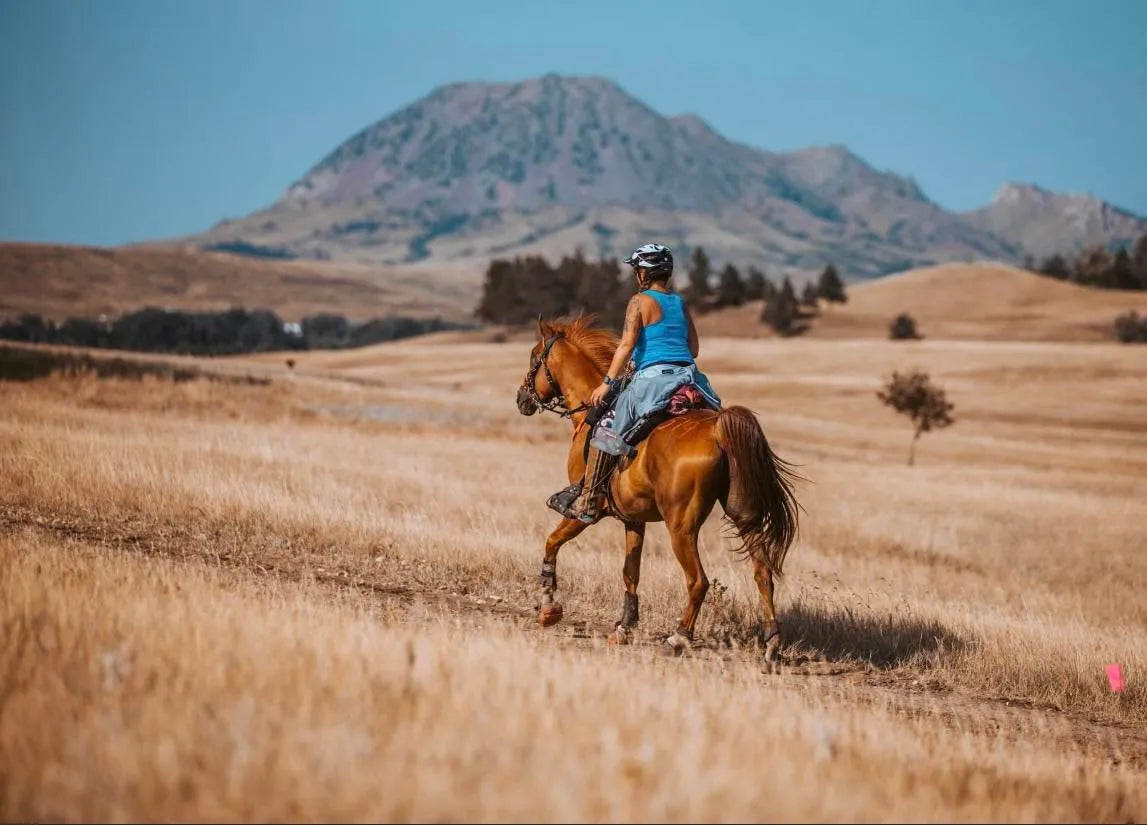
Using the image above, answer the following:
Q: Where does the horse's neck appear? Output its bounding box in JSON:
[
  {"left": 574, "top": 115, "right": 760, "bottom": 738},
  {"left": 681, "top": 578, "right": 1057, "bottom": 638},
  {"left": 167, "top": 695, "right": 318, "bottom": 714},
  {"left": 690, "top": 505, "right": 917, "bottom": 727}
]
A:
[{"left": 556, "top": 352, "right": 603, "bottom": 430}]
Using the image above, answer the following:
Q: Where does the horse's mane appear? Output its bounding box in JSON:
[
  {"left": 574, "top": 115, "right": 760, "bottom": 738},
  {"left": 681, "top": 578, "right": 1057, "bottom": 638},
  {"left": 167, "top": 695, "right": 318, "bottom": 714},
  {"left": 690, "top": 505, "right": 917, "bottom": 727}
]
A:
[{"left": 553, "top": 314, "right": 617, "bottom": 374}]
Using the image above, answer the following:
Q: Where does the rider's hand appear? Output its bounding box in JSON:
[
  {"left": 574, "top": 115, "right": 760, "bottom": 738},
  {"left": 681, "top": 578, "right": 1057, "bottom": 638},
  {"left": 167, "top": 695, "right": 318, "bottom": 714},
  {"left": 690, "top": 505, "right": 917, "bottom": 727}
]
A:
[{"left": 590, "top": 382, "right": 610, "bottom": 407}]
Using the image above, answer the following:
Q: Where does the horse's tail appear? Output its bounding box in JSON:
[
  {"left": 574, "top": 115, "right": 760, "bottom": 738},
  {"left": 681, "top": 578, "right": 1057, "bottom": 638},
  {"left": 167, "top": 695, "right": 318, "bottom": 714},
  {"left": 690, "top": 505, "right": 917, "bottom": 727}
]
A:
[{"left": 714, "top": 406, "right": 802, "bottom": 577}]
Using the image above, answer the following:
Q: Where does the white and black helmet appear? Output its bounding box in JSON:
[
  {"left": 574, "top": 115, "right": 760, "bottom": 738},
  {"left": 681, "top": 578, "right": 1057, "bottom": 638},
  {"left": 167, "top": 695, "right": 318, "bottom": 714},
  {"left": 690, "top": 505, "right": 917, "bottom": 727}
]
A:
[{"left": 623, "top": 243, "right": 674, "bottom": 276}]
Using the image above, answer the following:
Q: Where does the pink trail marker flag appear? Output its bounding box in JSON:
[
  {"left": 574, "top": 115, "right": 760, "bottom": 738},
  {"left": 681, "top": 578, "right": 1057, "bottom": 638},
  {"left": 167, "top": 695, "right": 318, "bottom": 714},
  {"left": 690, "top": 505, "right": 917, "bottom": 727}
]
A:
[{"left": 1106, "top": 663, "right": 1125, "bottom": 693}]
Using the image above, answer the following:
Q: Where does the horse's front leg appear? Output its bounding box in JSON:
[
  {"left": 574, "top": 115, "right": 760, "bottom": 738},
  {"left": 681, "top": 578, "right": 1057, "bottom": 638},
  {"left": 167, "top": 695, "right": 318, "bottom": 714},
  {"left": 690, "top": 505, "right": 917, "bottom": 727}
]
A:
[
  {"left": 608, "top": 522, "right": 645, "bottom": 645},
  {"left": 537, "top": 517, "right": 588, "bottom": 626}
]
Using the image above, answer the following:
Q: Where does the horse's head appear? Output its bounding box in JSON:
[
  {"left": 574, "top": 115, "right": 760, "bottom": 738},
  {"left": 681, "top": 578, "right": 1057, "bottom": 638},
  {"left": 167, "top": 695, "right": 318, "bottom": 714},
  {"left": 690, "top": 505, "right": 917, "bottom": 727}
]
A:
[{"left": 516, "top": 318, "right": 565, "bottom": 416}]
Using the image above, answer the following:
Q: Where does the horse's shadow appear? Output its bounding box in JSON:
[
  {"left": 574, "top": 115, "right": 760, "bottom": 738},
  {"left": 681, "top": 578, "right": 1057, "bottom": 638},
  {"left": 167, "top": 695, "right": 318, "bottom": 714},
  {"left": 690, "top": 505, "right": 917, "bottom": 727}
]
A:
[{"left": 774, "top": 598, "right": 968, "bottom": 670}]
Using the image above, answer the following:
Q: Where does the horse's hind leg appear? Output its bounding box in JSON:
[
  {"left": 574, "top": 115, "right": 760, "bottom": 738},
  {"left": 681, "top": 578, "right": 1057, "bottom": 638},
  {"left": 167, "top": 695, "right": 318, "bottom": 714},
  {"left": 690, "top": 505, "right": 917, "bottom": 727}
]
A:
[
  {"left": 607, "top": 522, "right": 645, "bottom": 645},
  {"left": 663, "top": 525, "right": 708, "bottom": 655},
  {"left": 537, "top": 517, "right": 587, "bottom": 626},
  {"left": 751, "top": 556, "right": 782, "bottom": 666}
]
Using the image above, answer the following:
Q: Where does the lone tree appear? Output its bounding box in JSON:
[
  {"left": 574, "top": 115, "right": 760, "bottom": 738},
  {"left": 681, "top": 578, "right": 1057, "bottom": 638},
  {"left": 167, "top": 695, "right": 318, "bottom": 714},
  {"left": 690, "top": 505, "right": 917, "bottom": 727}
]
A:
[
  {"left": 817, "top": 264, "right": 848, "bottom": 304},
  {"left": 889, "top": 313, "right": 921, "bottom": 340},
  {"left": 877, "top": 369, "right": 955, "bottom": 466}
]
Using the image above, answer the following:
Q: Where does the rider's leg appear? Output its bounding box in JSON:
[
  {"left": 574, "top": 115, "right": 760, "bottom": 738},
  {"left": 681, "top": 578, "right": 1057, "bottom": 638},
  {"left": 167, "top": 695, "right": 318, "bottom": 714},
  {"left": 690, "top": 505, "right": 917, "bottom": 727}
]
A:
[{"left": 569, "top": 443, "right": 617, "bottom": 523}]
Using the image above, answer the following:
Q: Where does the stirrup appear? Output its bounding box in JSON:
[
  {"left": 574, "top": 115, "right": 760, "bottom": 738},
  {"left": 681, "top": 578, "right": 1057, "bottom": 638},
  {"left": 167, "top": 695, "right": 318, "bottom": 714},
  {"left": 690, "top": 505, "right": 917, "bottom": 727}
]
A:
[{"left": 546, "top": 484, "right": 583, "bottom": 519}]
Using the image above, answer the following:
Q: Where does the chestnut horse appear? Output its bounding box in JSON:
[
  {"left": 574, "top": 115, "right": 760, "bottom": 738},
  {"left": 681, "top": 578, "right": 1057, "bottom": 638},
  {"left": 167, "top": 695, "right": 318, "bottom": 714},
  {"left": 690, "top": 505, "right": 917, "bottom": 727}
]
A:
[{"left": 515, "top": 315, "right": 801, "bottom": 660}]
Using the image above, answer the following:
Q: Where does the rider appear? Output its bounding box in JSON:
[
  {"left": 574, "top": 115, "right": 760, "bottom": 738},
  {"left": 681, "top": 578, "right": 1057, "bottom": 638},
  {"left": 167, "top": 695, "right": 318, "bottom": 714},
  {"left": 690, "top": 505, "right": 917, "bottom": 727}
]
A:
[{"left": 548, "top": 242, "right": 721, "bottom": 524}]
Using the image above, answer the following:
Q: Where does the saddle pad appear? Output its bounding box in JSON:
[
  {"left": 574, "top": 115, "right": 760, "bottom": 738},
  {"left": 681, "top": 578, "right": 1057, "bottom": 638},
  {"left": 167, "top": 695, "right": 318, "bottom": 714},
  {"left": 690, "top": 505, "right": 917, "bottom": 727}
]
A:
[{"left": 667, "top": 384, "right": 711, "bottom": 416}]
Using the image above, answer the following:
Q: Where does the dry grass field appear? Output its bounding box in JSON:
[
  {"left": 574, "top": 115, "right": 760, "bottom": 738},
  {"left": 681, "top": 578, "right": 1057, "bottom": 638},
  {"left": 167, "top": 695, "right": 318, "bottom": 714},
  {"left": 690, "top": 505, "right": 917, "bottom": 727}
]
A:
[{"left": 2, "top": 324, "right": 1146, "bottom": 821}]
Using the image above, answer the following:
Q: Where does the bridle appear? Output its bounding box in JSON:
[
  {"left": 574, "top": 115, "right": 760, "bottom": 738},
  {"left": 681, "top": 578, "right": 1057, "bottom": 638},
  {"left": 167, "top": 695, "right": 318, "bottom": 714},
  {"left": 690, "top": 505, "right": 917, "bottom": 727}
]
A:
[{"left": 520, "top": 333, "right": 591, "bottom": 419}]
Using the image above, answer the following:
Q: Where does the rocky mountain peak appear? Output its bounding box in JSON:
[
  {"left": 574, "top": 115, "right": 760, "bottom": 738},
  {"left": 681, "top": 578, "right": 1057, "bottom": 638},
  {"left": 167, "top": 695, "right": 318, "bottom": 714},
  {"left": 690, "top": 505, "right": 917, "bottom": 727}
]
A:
[{"left": 193, "top": 74, "right": 1145, "bottom": 284}]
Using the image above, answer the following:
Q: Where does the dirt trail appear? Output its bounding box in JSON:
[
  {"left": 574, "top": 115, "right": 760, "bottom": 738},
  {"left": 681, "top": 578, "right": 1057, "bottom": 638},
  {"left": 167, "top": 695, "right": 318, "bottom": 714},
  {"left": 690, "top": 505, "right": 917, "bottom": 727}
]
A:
[{"left": 4, "top": 501, "right": 1144, "bottom": 773}]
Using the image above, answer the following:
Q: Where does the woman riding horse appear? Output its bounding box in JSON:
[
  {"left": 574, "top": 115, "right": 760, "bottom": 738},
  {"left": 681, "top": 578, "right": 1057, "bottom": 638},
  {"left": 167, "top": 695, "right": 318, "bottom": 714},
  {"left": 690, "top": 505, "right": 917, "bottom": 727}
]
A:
[
  {"left": 516, "top": 243, "right": 801, "bottom": 659},
  {"left": 548, "top": 243, "right": 721, "bottom": 524}
]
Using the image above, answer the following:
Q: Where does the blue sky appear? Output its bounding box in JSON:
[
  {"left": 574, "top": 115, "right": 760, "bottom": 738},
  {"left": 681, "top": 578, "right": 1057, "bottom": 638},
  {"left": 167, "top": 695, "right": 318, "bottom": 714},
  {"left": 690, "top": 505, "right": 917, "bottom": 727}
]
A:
[{"left": 1, "top": 0, "right": 1145, "bottom": 246}]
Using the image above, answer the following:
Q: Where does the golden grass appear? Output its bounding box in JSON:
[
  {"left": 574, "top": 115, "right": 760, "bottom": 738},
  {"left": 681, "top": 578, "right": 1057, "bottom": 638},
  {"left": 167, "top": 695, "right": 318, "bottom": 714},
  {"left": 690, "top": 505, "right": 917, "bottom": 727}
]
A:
[
  {"left": 4, "top": 539, "right": 1144, "bottom": 823},
  {"left": 2, "top": 332, "right": 1146, "bottom": 821}
]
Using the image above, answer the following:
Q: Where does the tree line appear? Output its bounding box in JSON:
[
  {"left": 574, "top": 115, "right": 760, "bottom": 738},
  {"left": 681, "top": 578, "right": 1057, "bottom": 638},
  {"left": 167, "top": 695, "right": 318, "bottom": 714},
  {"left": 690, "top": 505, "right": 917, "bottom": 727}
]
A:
[
  {"left": 0, "top": 308, "right": 472, "bottom": 357},
  {"left": 475, "top": 246, "right": 848, "bottom": 335},
  {"left": 1025, "top": 234, "right": 1147, "bottom": 291},
  {"left": 476, "top": 253, "right": 634, "bottom": 329}
]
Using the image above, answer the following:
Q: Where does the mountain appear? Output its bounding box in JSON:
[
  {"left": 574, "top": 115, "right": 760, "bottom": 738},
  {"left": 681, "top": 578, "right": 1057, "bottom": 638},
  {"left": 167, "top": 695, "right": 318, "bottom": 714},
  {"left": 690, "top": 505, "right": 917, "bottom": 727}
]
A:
[
  {"left": 180, "top": 74, "right": 1145, "bottom": 290},
  {"left": 964, "top": 183, "right": 1147, "bottom": 261}
]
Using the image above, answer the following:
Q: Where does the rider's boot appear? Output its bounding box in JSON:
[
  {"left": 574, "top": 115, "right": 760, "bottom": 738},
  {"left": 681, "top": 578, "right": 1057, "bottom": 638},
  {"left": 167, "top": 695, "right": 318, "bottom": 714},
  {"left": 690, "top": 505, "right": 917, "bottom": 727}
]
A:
[
  {"left": 545, "top": 444, "right": 616, "bottom": 524},
  {"left": 568, "top": 445, "right": 616, "bottom": 524}
]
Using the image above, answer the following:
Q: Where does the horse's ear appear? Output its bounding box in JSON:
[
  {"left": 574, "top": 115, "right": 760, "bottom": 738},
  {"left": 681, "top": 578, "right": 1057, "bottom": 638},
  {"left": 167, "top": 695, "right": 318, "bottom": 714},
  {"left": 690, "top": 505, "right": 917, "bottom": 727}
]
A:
[{"left": 537, "top": 316, "right": 553, "bottom": 339}]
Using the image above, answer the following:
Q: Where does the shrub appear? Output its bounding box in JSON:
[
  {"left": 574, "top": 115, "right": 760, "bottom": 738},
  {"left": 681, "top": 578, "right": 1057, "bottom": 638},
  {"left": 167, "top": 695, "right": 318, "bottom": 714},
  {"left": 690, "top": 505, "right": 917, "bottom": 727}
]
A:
[
  {"left": 1113, "top": 311, "right": 1147, "bottom": 343},
  {"left": 889, "top": 313, "right": 921, "bottom": 340}
]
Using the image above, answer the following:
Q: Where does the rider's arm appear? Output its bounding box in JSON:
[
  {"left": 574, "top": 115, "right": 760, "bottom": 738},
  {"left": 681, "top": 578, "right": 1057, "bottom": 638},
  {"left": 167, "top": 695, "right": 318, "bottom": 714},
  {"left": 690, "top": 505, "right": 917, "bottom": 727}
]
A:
[
  {"left": 685, "top": 304, "right": 700, "bottom": 358},
  {"left": 603, "top": 295, "right": 644, "bottom": 383}
]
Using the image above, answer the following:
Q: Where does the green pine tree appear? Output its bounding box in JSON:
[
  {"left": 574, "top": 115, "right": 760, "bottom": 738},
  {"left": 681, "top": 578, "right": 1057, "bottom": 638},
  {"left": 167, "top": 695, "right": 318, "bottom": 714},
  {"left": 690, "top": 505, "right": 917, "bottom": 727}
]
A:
[
  {"left": 745, "top": 267, "right": 767, "bottom": 301},
  {"left": 817, "top": 264, "right": 847, "bottom": 304},
  {"left": 686, "top": 246, "right": 712, "bottom": 309},
  {"left": 716, "top": 264, "right": 746, "bottom": 307},
  {"left": 761, "top": 277, "right": 799, "bottom": 334}
]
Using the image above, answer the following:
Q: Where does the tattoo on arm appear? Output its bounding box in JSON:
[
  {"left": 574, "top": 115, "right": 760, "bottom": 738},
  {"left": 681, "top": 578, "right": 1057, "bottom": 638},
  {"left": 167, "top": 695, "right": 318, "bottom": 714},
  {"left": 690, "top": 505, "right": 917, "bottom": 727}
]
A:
[
  {"left": 622, "top": 296, "right": 641, "bottom": 339},
  {"left": 605, "top": 296, "right": 642, "bottom": 380}
]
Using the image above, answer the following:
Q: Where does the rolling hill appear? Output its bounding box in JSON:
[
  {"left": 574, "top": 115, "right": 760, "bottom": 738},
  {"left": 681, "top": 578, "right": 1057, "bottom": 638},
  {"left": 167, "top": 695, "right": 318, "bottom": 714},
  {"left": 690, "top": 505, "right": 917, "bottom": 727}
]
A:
[
  {"left": 0, "top": 242, "right": 477, "bottom": 323},
  {"left": 5, "top": 244, "right": 1145, "bottom": 345},
  {"left": 693, "top": 262, "right": 1147, "bottom": 342}
]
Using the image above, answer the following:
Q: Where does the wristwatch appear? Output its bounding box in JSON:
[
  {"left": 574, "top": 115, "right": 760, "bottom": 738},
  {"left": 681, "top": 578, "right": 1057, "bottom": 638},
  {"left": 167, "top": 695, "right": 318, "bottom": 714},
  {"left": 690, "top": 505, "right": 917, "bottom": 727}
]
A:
[{"left": 602, "top": 375, "right": 615, "bottom": 387}]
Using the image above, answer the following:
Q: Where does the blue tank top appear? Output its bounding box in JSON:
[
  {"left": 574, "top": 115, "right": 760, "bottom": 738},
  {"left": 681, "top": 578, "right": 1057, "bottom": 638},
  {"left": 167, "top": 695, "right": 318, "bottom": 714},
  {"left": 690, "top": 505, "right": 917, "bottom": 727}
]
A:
[{"left": 632, "top": 290, "right": 694, "bottom": 370}]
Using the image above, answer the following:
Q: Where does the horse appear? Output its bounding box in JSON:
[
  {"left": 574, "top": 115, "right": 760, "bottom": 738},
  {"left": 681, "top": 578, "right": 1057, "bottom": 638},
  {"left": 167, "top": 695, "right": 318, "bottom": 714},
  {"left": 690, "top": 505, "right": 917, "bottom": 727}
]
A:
[{"left": 515, "top": 314, "right": 802, "bottom": 661}]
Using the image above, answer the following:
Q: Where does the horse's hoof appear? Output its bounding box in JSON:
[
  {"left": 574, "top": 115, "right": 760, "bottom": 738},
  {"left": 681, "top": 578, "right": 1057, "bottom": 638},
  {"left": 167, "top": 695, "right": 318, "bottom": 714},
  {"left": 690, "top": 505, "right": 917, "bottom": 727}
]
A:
[
  {"left": 661, "top": 632, "right": 690, "bottom": 656},
  {"left": 607, "top": 625, "right": 632, "bottom": 646},
  {"left": 756, "top": 623, "right": 781, "bottom": 660},
  {"left": 537, "top": 603, "right": 564, "bottom": 627},
  {"left": 761, "top": 656, "right": 782, "bottom": 675},
  {"left": 762, "top": 634, "right": 781, "bottom": 665}
]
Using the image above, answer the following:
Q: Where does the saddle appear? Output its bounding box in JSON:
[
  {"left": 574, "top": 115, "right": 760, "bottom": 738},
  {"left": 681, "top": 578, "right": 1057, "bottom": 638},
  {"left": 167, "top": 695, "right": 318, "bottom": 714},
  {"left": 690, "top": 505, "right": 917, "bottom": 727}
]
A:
[
  {"left": 550, "top": 383, "right": 716, "bottom": 523},
  {"left": 585, "top": 382, "right": 716, "bottom": 462}
]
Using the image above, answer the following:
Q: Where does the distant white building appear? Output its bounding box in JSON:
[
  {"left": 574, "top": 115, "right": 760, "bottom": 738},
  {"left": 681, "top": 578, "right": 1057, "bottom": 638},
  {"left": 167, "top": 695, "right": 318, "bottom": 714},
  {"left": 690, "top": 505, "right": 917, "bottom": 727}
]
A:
[{"left": 283, "top": 322, "right": 302, "bottom": 336}]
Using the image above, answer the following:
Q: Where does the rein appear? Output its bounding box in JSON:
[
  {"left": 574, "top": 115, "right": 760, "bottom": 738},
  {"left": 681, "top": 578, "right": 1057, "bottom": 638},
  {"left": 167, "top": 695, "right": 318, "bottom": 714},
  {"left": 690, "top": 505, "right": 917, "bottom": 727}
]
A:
[{"left": 521, "top": 334, "right": 592, "bottom": 420}]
